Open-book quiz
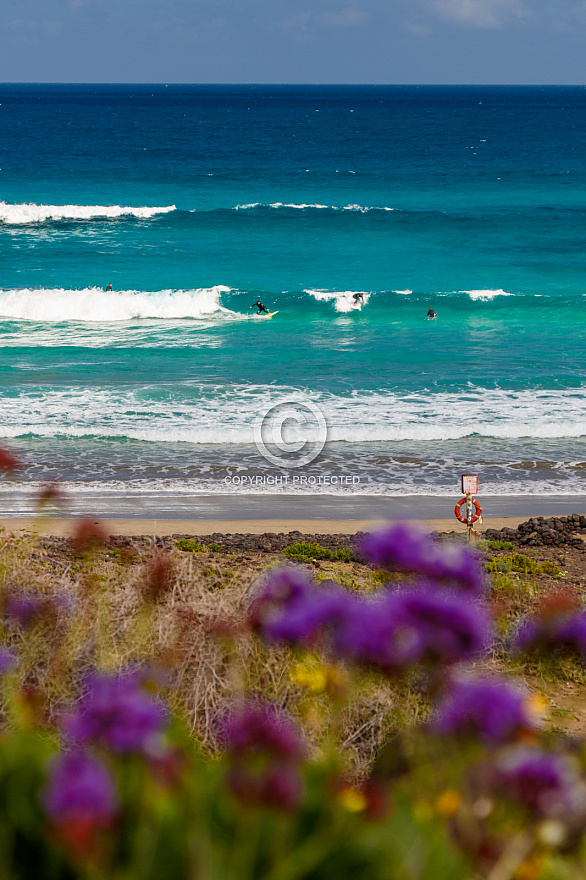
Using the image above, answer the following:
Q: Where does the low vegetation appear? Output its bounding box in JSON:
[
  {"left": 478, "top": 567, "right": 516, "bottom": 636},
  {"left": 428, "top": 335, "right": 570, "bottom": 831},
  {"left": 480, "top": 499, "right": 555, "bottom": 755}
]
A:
[{"left": 1, "top": 514, "right": 586, "bottom": 879}]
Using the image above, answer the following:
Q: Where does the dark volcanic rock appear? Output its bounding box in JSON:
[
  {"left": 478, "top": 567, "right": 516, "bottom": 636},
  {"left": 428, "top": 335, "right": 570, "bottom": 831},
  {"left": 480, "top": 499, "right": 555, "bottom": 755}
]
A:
[{"left": 484, "top": 515, "right": 586, "bottom": 549}]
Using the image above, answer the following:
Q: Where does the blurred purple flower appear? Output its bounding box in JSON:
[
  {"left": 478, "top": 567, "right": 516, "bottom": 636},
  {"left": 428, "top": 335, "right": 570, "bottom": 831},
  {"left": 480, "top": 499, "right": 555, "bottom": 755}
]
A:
[
  {"left": 266, "top": 586, "right": 351, "bottom": 645},
  {"left": 250, "top": 569, "right": 312, "bottom": 626},
  {"left": 221, "top": 701, "right": 303, "bottom": 761},
  {"left": 360, "top": 524, "right": 486, "bottom": 595},
  {"left": 3, "top": 590, "right": 47, "bottom": 628},
  {"left": 332, "top": 596, "right": 420, "bottom": 670},
  {"left": 433, "top": 678, "right": 533, "bottom": 745},
  {"left": 495, "top": 747, "right": 586, "bottom": 819},
  {"left": 558, "top": 614, "right": 586, "bottom": 652},
  {"left": 0, "top": 646, "right": 15, "bottom": 674},
  {"left": 252, "top": 569, "right": 352, "bottom": 646},
  {"left": 221, "top": 701, "right": 304, "bottom": 811},
  {"left": 516, "top": 611, "right": 586, "bottom": 657},
  {"left": 255, "top": 569, "right": 491, "bottom": 673},
  {"left": 65, "top": 671, "right": 167, "bottom": 754},
  {"left": 335, "top": 586, "right": 491, "bottom": 671},
  {"left": 42, "top": 751, "right": 117, "bottom": 826}
]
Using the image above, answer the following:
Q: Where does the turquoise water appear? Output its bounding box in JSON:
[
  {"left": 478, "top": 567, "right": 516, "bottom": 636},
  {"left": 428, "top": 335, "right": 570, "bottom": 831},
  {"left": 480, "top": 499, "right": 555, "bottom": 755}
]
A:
[{"left": 1, "top": 84, "right": 586, "bottom": 516}]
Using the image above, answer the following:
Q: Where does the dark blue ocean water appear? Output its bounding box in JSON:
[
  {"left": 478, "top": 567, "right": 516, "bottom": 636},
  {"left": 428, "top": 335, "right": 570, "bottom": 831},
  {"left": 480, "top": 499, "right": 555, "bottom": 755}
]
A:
[{"left": 1, "top": 84, "right": 586, "bottom": 516}]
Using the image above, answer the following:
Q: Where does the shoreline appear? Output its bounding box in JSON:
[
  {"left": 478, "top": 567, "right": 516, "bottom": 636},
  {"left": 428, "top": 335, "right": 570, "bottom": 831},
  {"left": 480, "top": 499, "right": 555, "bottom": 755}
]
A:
[
  {"left": 0, "top": 515, "right": 544, "bottom": 538},
  {"left": 2, "top": 493, "right": 586, "bottom": 524}
]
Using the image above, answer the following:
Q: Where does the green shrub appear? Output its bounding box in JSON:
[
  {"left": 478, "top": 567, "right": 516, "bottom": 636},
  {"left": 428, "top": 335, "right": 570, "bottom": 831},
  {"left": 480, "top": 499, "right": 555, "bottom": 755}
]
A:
[
  {"left": 485, "top": 540, "right": 514, "bottom": 551},
  {"left": 487, "top": 553, "right": 561, "bottom": 577},
  {"left": 283, "top": 542, "right": 355, "bottom": 563},
  {"left": 175, "top": 538, "right": 203, "bottom": 553},
  {"left": 207, "top": 542, "right": 223, "bottom": 552},
  {"left": 332, "top": 547, "right": 355, "bottom": 563}
]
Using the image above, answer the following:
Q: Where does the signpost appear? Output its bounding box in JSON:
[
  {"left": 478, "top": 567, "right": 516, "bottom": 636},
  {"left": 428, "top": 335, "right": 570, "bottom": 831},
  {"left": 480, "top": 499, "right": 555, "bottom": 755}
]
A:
[{"left": 455, "top": 474, "right": 482, "bottom": 542}]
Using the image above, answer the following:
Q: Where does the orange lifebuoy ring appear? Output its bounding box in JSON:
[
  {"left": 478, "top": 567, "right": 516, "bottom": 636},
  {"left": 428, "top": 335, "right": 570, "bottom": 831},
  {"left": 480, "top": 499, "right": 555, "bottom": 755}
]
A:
[{"left": 454, "top": 497, "right": 482, "bottom": 524}]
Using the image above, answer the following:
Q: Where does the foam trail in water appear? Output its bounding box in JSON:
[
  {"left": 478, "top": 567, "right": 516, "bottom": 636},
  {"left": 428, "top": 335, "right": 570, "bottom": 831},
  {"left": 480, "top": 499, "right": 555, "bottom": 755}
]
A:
[
  {"left": 0, "top": 202, "right": 176, "bottom": 225},
  {"left": 0, "top": 286, "right": 235, "bottom": 322},
  {"left": 305, "top": 289, "right": 371, "bottom": 313}
]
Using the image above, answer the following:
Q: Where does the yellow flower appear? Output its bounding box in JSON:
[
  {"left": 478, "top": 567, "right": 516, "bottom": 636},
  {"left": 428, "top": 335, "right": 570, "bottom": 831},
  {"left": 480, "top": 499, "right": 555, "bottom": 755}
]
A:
[
  {"left": 290, "top": 660, "right": 347, "bottom": 694},
  {"left": 436, "top": 789, "right": 461, "bottom": 818},
  {"left": 525, "top": 693, "right": 547, "bottom": 725},
  {"left": 338, "top": 787, "right": 368, "bottom": 813},
  {"left": 290, "top": 662, "right": 328, "bottom": 693}
]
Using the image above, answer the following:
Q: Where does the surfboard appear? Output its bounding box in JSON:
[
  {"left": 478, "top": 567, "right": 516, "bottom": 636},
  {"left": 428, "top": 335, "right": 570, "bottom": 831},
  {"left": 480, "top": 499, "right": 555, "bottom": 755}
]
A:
[{"left": 255, "top": 311, "right": 278, "bottom": 318}]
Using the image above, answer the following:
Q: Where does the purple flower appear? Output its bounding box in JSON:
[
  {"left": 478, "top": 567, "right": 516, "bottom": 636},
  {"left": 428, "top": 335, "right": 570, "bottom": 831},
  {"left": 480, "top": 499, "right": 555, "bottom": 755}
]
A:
[
  {"left": 0, "top": 646, "right": 15, "bottom": 674},
  {"left": 557, "top": 614, "right": 586, "bottom": 652},
  {"left": 253, "top": 569, "right": 352, "bottom": 646},
  {"left": 516, "top": 611, "right": 586, "bottom": 657},
  {"left": 221, "top": 701, "right": 304, "bottom": 811},
  {"left": 255, "top": 569, "right": 491, "bottom": 673},
  {"left": 221, "top": 701, "right": 303, "bottom": 760},
  {"left": 42, "top": 751, "right": 117, "bottom": 826},
  {"left": 495, "top": 747, "right": 586, "bottom": 819},
  {"left": 360, "top": 524, "right": 486, "bottom": 595},
  {"left": 3, "top": 590, "right": 48, "bottom": 628},
  {"left": 65, "top": 671, "right": 167, "bottom": 754},
  {"left": 333, "top": 596, "right": 421, "bottom": 670},
  {"left": 335, "top": 586, "right": 491, "bottom": 671},
  {"left": 433, "top": 678, "right": 533, "bottom": 745}
]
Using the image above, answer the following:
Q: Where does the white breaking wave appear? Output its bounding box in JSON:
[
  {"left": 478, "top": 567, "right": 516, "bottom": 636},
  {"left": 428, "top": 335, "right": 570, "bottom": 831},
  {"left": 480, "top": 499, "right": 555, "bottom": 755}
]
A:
[
  {"left": 305, "top": 289, "right": 371, "bottom": 313},
  {"left": 234, "top": 202, "right": 392, "bottom": 212},
  {"left": 342, "top": 204, "right": 393, "bottom": 213},
  {"left": 463, "top": 289, "right": 512, "bottom": 301},
  {"left": 0, "top": 286, "right": 236, "bottom": 322},
  {"left": 2, "top": 385, "right": 586, "bottom": 444},
  {"left": 0, "top": 201, "right": 176, "bottom": 225},
  {"left": 235, "top": 202, "right": 329, "bottom": 210}
]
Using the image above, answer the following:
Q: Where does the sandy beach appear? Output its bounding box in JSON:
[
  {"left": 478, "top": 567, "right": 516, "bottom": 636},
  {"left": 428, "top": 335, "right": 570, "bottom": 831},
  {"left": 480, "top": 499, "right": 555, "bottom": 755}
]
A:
[{"left": 0, "top": 514, "right": 543, "bottom": 537}]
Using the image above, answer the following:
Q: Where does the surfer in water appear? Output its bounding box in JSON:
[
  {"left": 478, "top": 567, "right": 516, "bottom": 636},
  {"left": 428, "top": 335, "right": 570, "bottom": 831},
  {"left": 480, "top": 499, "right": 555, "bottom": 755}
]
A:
[
  {"left": 427, "top": 307, "right": 437, "bottom": 319},
  {"left": 105, "top": 283, "right": 112, "bottom": 291},
  {"left": 250, "top": 300, "right": 269, "bottom": 314},
  {"left": 353, "top": 293, "right": 364, "bottom": 306}
]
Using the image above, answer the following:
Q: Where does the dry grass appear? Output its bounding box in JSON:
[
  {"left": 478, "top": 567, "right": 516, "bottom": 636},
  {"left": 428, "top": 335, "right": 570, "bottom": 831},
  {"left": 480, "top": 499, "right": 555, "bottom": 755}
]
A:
[
  {"left": 3, "top": 527, "right": 585, "bottom": 770},
  {"left": 0, "top": 530, "right": 402, "bottom": 771}
]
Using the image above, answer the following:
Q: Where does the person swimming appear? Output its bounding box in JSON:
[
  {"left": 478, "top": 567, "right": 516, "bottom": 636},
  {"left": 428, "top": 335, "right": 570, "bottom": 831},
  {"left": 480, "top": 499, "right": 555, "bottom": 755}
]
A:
[
  {"left": 250, "top": 300, "right": 269, "bottom": 314},
  {"left": 427, "top": 307, "right": 437, "bottom": 319}
]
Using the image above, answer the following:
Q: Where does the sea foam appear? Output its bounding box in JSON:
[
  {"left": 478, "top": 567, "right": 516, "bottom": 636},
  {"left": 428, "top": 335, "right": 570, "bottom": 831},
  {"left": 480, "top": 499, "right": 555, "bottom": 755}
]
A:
[
  {"left": 2, "top": 386, "right": 586, "bottom": 445},
  {"left": 305, "top": 289, "right": 371, "bottom": 312},
  {"left": 0, "top": 286, "right": 234, "bottom": 322},
  {"left": 463, "top": 289, "right": 512, "bottom": 301},
  {"left": 0, "top": 202, "right": 176, "bottom": 225}
]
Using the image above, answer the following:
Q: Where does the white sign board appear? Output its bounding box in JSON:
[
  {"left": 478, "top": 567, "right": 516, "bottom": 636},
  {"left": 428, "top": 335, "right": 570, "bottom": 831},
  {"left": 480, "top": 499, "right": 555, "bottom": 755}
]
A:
[{"left": 461, "top": 474, "right": 478, "bottom": 495}]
